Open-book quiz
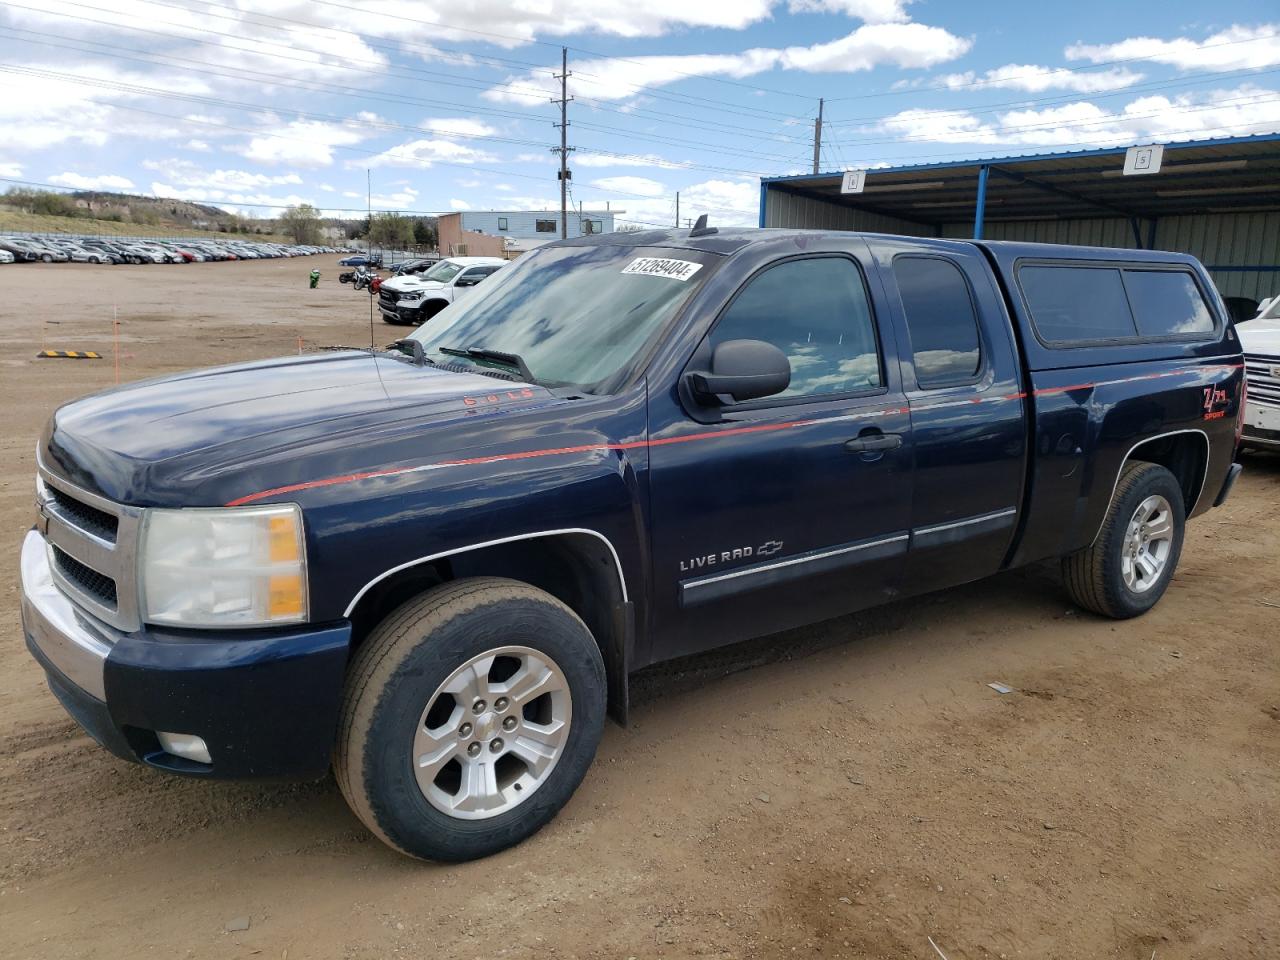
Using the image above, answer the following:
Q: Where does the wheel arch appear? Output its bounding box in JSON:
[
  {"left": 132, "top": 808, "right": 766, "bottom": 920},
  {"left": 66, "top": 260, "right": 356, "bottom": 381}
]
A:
[
  {"left": 1092, "top": 429, "right": 1209, "bottom": 543},
  {"left": 344, "top": 529, "right": 632, "bottom": 724}
]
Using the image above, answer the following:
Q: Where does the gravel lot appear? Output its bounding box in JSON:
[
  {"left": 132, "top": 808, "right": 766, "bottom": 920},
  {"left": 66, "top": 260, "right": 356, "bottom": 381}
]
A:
[{"left": 0, "top": 256, "right": 1276, "bottom": 959}]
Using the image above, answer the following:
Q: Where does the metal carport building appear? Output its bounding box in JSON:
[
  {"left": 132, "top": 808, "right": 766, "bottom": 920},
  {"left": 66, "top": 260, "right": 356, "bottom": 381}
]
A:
[{"left": 758, "top": 133, "right": 1280, "bottom": 304}]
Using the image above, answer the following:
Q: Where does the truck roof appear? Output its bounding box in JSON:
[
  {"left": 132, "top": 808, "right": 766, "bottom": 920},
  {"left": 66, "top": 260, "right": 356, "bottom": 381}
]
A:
[{"left": 557, "top": 228, "right": 1203, "bottom": 266}]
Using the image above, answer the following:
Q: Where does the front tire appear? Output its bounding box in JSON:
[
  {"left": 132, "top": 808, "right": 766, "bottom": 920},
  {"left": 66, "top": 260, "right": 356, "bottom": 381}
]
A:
[
  {"left": 1062, "top": 461, "right": 1185, "bottom": 618},
  {"left": 335, "top": 578, "right": 606, "bottom": 862}
]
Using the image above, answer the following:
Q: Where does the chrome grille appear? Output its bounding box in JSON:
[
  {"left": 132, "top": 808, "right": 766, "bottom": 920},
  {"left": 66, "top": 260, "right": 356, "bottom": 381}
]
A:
[
  {"left": 1245, "top": 353, "right": 1280, "bottom": 408},
  {"left": 36, "top": 455, "right": 143, "bottom": 632},
  {"left": 51, "top": 545, "right": 118, "bottom": 608},
  {"left": 44, "top": 484, "right": 118, "bottom": 543}
]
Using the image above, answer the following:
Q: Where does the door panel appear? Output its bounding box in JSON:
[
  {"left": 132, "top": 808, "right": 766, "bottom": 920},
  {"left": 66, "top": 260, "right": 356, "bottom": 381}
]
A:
[
  {"left": 869, "top": 239, "right": 1028, "bottom": 594},
  {"left": 646, "top": 243, "right": 915, "bottom": 663}
]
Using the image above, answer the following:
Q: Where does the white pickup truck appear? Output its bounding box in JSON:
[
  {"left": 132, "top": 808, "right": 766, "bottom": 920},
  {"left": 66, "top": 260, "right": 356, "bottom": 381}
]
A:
[
  {"left": 378, "top": 256, "right": 506, "bottom": 325},
  {"left": 1240, "top": 295, "right": 1280, "bottom": 451}
]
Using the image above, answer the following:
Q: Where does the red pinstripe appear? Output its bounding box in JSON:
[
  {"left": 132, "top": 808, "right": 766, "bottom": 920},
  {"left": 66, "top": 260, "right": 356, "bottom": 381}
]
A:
[{"left": 224, "top": 362, "right": 1244, "bottom": 507}]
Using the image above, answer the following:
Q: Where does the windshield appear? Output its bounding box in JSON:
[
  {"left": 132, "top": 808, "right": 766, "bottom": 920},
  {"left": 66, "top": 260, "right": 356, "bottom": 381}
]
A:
[
  {"left": 423, "top": 260, "right": 464, "bottom": 283},
  {"left": 411, "top": 244, "right": 718, "bottom": 390}
]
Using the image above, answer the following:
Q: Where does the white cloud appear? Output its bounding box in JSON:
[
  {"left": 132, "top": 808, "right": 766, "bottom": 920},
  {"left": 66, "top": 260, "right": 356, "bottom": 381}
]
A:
[
  {"left": 370, "top": 187, "right": 420, "bottom": 209},
  {"left": 778, "top": 23, "right": 972, "bottom": 72},
  {"left": 366, "top": 0, "right": 776, "bottom": 46},
  {"left": 365, "top": 138, "right": 497, "bottom": 169},
  {"left": 485, "top": 23, "right": 971, "bottom": 103},
  {"left": 494, "top": 183, "right": 515, "bottom": 191},
  {"left": 320, "top": 184, "right": 336, "bottom": 192},
  {"left": 450, "top": 199, "right": 472, "bottom": 210},
  {"left": 936, "top": 65, "right": 1145, "bottom": 94},
  {"left": 184, "top": 139, "right": 212, "bottom": 152},
  {"left": 424, "top": 117, "right": 498, "bottom": 138},
  {"left": 141, "top": 159, "right": 304, "bottom": 190},
  {"left": 787, "top": 0, "right": 912, "bottom": 23},
  {"left": 1067, "top": 23, "right": 1280, "bottom": 72},
  {"left": 0, "top": 61, "right": 211, "bottom": 152},
  {"left": 590, "top": 176, "right": 666, "bottom": 197},
  {"left": 236, "top": 118, "right": 368, "bottom": 167},
  {"left": 0, "top": 161, "right": 23, "bottom": 178},
  {"left": 877, "top": 84, "right": 1280, "bottom": 147},
  {"left": 48, "top": 172, "right": 136, "bottom": 190}
]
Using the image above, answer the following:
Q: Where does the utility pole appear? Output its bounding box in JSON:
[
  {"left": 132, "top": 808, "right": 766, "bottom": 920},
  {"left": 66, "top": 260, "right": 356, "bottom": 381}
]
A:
[
  {"left": 551, "top": 47, "right": 574, "bottom": 239},
  {"left": 674, "top": 192, "right": 679, "bottom": 228},
  {"left": 812, "top": 98, "right": 824, "bottom": 174}
]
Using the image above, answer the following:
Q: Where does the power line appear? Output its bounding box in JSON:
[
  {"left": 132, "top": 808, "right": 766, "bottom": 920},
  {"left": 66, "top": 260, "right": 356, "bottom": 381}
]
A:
[
  {"left": 0, "top": 20, "right": 811, "bottom": 143},
  {"left": 10, "top": 11, "right": 1272, "bottom": 153},
  {"left": 0, "top": 60, "right": 780, "bottom": 179}
]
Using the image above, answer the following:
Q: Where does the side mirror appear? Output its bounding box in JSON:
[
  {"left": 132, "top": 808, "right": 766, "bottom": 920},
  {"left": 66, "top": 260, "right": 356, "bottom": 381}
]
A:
[
  {"left": 687, "top": 339, "right": 790, "bottom": 405},
  {"left": 455, "top": 276, "right": 481, "bottom": 287}
]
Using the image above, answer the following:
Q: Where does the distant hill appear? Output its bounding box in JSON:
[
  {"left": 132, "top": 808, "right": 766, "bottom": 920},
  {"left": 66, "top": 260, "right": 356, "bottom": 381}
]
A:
[{"left": 70, "top": 191, "right": 246, "bottom": 231}]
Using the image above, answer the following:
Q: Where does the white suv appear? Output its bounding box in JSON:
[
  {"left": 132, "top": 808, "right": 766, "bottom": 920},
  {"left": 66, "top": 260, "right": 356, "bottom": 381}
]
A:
[
  {"left": 378, "top": 256, "right": 506, "bottom": 325},
  {"left": 1239, "top": 295, "right": 1280, "bottom": 451}
]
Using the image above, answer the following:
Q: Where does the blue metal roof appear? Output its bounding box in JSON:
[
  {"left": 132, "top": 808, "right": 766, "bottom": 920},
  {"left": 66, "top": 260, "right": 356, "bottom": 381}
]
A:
[
  {"left": 760, "top": 131, "right": 1280, "bottom": 185},
  {"left": 759, "top": 132, "right": 1280, "bottom": 225}
]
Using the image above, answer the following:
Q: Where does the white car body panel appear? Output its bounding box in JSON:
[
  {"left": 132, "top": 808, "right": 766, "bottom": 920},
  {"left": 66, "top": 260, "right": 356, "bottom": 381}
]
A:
[{"left": 1239, "top": 315, "right": 1280, "bottom": 447}]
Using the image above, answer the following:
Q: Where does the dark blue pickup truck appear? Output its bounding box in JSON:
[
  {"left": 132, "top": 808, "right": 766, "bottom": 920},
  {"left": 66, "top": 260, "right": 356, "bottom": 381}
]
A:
[{"left": 22, "top": 227, "right": 1245, "bottom": 861}]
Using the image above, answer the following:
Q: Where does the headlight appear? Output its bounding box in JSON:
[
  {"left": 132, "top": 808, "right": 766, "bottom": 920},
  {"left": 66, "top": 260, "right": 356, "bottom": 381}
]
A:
[
  {"left": 140, "top": 504, "right": 308, "bottom": 628},
  {"left": 400, "top": 290, "right": 424, "bottom": 301}
]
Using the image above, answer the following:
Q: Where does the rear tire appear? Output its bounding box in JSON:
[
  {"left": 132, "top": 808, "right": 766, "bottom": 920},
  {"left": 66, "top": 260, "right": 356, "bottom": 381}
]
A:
[
  {"left": 335, "top": 578, "right": 606, "bottom": 862},
  {"left": 1062, "top": 461, "right": 1185, "bottom": 618}
]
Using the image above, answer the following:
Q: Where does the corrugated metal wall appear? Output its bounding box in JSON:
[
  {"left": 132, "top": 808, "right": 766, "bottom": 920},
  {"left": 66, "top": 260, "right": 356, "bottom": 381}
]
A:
[
  {"left": 762, "top": 186, "right": 1279, "bottom": 304},
  {"left": 762, "top": 189, "right": 931, "bottom": 236},
  {"left": 942, "top": 212, "right": 1280, "bottom": 299},
  {"left": 938, "top": 216, "right": 1138, "bottom": 247},
  {"left": 1152, "top": 212, "right": 1280, "bottom": 301}
]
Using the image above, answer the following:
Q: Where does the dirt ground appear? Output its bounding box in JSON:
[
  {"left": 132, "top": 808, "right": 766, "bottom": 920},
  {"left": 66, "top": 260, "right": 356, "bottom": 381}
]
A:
[{"left": 0, "top": 257, "right": 1276, "bottom": 960}]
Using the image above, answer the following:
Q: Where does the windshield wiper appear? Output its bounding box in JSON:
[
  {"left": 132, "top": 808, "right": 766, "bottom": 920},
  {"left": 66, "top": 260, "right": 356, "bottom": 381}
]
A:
[
  {"left": 439, "top": 345, "right": 536, "bottom": 384},
  {"left": 387, "top": 338, "right": 431, "bottom": 367}
]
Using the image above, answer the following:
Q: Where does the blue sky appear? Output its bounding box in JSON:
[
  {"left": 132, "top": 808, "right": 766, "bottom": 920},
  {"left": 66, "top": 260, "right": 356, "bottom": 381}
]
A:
[{"left": 1, "top": 0, "right": 1277, "bottom": 227}]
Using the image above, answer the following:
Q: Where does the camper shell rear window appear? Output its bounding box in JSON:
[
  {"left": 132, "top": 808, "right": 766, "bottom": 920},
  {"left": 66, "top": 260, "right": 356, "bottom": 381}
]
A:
[{"left": 1015, "top": 260, "right": 1218, "bottom": 347}]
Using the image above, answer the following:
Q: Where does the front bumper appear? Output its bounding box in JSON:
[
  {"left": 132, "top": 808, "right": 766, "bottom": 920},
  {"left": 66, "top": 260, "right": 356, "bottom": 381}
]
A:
[
  {"left": 1242, "top": 424, "right": 1280, "bottom": 447},
  {"left": 21, "top": 529, "right": 351, "bottom": 779}
]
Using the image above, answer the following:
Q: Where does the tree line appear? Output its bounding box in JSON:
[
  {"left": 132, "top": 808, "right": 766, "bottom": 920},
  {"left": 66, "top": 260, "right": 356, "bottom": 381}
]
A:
[{"left": 282, "top": 204, "right": 436, "bottom": 249}]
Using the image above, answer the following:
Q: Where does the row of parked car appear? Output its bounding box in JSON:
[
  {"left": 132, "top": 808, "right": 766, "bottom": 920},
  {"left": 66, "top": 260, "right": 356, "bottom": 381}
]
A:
[{"left": 0, "top": 234, "right": 339, "bottom": 265}]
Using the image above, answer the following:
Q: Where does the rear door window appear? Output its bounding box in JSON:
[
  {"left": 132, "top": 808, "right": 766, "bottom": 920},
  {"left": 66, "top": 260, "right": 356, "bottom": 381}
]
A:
[
  {"left": 893, "top": 256, "right": 983, "bottom": 388},
  {"left": 1019, "top": 265, "right": 1136, "bottom": 343},
  {"left": 1123, "top": 270, "right": 1215, "bottom": 337}
]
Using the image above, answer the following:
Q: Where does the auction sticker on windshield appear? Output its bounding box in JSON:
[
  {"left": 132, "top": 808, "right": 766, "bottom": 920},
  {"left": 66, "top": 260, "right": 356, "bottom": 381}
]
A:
[{"left": 621, "top": 257, "right": 704, "bottom": 281}]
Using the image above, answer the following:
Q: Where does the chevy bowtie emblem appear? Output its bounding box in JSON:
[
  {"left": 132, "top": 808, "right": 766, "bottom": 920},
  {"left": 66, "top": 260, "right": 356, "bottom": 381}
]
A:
[
  {"left": 1271, "top": 365, "right": 1280, "bottom": 379},
  {"left": 757, "top": 540, "right": 784, "bottom": 557}
]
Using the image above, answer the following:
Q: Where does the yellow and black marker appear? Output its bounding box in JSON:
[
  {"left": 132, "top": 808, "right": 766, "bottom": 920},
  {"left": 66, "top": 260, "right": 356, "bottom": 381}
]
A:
[{"left": 37, "top": 350, "right": 103, "bottom": 359}]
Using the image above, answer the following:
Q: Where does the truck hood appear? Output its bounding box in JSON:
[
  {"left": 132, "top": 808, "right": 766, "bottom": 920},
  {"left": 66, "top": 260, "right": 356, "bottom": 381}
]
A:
[
  {"left": 1240, "top": 318, "right": 1280, "bottom": 356},
  {"left": 42, "top": 351, "right": 562, "bottom": 505},
  {"left": 385, "top": 277, "right": 445, "bottom": 293}
]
